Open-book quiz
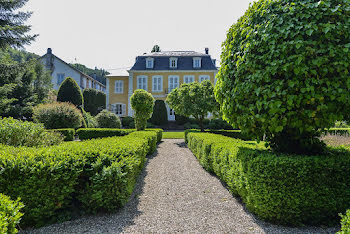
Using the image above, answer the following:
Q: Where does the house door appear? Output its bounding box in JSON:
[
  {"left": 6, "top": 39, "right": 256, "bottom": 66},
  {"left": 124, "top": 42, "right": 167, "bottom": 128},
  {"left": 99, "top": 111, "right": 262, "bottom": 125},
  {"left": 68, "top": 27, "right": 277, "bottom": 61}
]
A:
[{"left": 168, "top": 108, "right": 175, "bottom": 121}]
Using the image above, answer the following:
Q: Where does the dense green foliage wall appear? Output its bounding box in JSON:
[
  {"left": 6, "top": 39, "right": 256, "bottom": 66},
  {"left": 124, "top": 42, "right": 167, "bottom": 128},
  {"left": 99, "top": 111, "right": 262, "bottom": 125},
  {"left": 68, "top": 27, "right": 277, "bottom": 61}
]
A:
[
  {"left": 0, "top": 193, "right": 24, "bottom": 234},
  {"left": 83, "top": 88, "right": 106, "bottom": 116},
  {"left": 186, "top": 132, "right": 350, "bottom": 226},
  {"left": 0, "top": 130, "right": 161, "bottom": 227},
  {"left": 215, "top": 0, "right": 350, "bottom": 154},
  {"left": 150, "top": 100, "right": 168, "bottom": 125}
]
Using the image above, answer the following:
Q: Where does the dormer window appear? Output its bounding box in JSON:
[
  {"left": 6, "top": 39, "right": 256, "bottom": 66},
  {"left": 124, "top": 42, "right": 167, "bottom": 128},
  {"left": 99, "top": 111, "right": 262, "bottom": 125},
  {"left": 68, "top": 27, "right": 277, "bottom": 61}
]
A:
[
  {"left": 193, "top": 57, "right": 201, "bottom": 68},
  {"left": 169, "top": 57, "right": 178, "bottom": 68},
  {"left": 146, "top": 57, "right": 154, "bottom": 69}
]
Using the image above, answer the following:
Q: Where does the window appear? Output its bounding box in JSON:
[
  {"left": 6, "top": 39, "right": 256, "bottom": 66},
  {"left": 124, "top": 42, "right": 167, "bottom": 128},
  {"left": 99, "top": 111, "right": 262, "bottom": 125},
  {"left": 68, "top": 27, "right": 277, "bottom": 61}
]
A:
[
  {"left": 168, "top": 75, "right": 179, "bottom": 92},
  {"left": 199, "top": 75, "right": 210, "bottom": 83},
  {"left": 83, "top": 77, "right": 87, "bottom": 88},
  {"left": 169, "top": 57, "right": 178, "bottom": 68},
  {"left": 115, "top": 80, "right": 124, "bottom": 93},
  {"left": 111, "top": 103, "right": 126, "bottom": 116},
  {"left": 137, "top": 75, "right": 148, "bottom": 90},
  {"left": 88, "top": 79, "right": 92, "bottom": 88},
  {"left": 193, "top": 57, "right": 201, "bottom": 68},
  {"left": 57, "top": 73, "right": 65, "bottom": 85},
  {"left": 146, "top": 58, "right": 154, "bottom": 69},
  {"left": 183, "top": 75, "right": 195, "bottom": 84},
  {"left": 152, "top": 75, "right": 163, "bottom": 92}
]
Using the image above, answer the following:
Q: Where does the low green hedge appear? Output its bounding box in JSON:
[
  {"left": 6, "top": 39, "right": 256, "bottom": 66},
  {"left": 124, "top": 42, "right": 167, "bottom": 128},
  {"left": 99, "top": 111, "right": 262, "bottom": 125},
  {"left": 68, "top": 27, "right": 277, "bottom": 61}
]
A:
[
  {"left": 0, "top": 193, "right": 24, "bottom": 234},
  {"left": 76, "top": 128, "right": 134, "bottom": 140},
  {"left": 184, "top": 129, "right": 254, "bottom": 143},
  {"left": 0, "top": 130, "right": 160, "bottom": 227},
  {"left": 146, "top": 128, "right": 163, "bottom": 143},
  {"left": 50, "top": 129, "right": 75, "bottom": 141},
  {"left": 338, "top": 210, "right": 350, "bottom": 234},
  {"left": 186, "top": 132, "right": 350, "bottom": 226}
]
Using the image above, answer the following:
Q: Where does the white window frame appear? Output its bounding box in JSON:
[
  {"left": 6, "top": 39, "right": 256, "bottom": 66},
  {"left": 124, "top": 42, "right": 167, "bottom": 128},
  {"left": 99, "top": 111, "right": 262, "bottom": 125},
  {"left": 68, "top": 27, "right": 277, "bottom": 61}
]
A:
[
  {"left": 169, "top": 57, "right": 178, "bottom": 68},
  {"left": 152, "top": 75, "right": 163, "bottom": 92},
  {"left": 137, "top": 75, "right": 148, "bottom": 91},
  {"left": 146, "top": 57, "right": 154, "bottom": 69},
  {"left": 183, "top": 75, "right": 195, "bottom": 84},
  {"left": 168, "top": 75, "right": 179, "bottom": 93},
  {"left": 111, "top": 103, "right": 126, "bottom": 116},
  {"left": 57, "top": 73, "right": 65, "bottom": 85},
  {"left": 114, "top": 80, "right": 124, "bottom": 94},
  {"left": 199, "top": 75, "right": 210, "bottom": 83},
  {"left": 193, "top": 57, "right": 201, "bottom": 68}
]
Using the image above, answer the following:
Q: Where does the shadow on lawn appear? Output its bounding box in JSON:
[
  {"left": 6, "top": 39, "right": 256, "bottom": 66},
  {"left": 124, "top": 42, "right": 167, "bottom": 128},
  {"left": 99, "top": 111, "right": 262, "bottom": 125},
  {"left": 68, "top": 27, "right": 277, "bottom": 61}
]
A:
[{"left": 22, "top": 148, "right": 159, "bottom": 234}]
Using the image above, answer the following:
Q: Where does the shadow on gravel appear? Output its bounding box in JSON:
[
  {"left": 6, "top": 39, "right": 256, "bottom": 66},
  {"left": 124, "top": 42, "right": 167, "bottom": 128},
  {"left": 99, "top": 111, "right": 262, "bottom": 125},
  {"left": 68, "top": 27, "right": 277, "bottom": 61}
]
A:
[
  {"left": 22, "top": 147, "right": 160, "bottom": 234},
  {"left": 175, "top": 141, "right": 187, "bottom": 148}
]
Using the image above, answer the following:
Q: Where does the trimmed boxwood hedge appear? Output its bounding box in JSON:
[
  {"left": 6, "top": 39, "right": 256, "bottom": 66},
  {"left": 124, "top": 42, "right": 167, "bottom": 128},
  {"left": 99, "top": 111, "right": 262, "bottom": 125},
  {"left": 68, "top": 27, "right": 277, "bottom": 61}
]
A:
[
  {"left": 186, "top": 132, "right": 350, "bottom": 226},
  {"left": 326, "top": 128, "right": 350, "bottom": 137},
  {"left": 339, "top": 210, "right": 350, "bottom": 234},
  {"left": 0, "top": 193, "right": 24, "bottom": 234},
  {"left": 76, "top": 128, "right": 134, "bottom": 140},
  {"left": 0, "top": 130, "right": 161, "bottom": 227},
  {"left": 50, "top": 128, "right": 75, "bottom": 141}
]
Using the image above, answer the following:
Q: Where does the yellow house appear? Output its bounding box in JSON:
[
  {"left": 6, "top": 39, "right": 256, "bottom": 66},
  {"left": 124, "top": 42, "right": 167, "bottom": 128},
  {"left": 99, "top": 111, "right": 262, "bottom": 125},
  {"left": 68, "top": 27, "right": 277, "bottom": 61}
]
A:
[{"left": 106, "top": 48, "right": 218, "bottom": 121}]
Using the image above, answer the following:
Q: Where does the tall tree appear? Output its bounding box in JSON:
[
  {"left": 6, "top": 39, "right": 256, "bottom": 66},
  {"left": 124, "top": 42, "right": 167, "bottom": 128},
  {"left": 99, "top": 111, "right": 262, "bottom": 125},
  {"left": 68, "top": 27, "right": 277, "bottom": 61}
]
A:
[
  {"left": 0, "top": 0, "right": 37, "bottom": 49},
  {"left": 151, "top": 45, "right": 161, "bottom": 52},
  {"left": 166, "top": 80, "right": 218, "bottom": 132},
  {"left": 57, "top": 77, "right": 84, "bottom": 108}
]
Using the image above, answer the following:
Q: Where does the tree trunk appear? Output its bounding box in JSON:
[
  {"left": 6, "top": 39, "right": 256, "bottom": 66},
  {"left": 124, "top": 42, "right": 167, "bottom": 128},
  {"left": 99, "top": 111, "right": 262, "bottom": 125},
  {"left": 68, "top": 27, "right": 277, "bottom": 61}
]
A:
[{"left": 198, "top": 116, "right": 204, "bottom": 132}]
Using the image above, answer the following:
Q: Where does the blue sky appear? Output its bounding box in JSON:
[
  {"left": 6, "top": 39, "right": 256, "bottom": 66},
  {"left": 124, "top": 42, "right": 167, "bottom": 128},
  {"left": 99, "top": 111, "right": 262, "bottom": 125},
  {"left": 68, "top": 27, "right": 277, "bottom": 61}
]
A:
[{"left": 23, "top": 0, "right": 255, "bottom": 73}]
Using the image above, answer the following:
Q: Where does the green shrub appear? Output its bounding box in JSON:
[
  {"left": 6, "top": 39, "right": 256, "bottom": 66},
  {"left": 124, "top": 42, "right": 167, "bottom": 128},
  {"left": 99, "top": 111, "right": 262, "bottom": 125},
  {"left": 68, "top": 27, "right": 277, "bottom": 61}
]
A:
[
  {"left": 184, "top": 123, "right": 199, "bottom": 130},
  {"left": 95, "top": 110, "right": 121, "bottom": 128},
  {"left": 128, "top": 121, "right": 135, "bottom": 129},
  {"left": 121, "top": 116, "right": 134, "bottom": 128},
  {"left": 175, "top": 114, "right": 189, "bottom": 125},
  {"left": 130, "top": 89, "right": 154, "bottom": 131},
  {"left": 0, "top": 193, "right": 24, "bottom": 234},
  {"left": 216, "top": 0, "right": 350, "bottom": 154},
  {"left": 57, "top": 77, "right": 83, "bottom": 108},
  {"left": 50, "top": 129, "right": 75, "bottom": 141},
  {"left": 76, "top": 128, "right": 134, "bottom": 140},
  {"left": 150, "top": 100, "right": 168, "bottom": 125},
  {"left": 82, "top": 110, "right": 98, "bottom": 128},
  {"left": 0, "top": 130, "right": 160, "bottom": 227},
  {"left": 0, "top": 117, "right": 63, "bottom": 147},
  {"left": 326, "top": 128, "right": 350, "bottom": 137},
  {"left": 33, "top": 102, "right": 83, "bottom": 129},
  {"left": 146, "top": 122, "right": 155, "bottom": 128},
  {"left": 186, "top": 132, "right": 350, "bottom": 226},
  {"left": 208, "top": 118, "right": 233, "bottom": 130},
  {"left": 338, "top": 210, "right": 350, "bottom": 234},
  {"left": 146, "top": 128, "right": 163, "bottom": 143},
  {"left": 83, "top": 88, "right": 106, "bottom": 116}
]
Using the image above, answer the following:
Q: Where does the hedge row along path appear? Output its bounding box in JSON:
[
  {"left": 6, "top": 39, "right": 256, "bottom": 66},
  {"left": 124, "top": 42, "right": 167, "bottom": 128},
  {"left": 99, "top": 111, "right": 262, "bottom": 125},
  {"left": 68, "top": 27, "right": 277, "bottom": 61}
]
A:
[{"left": 27, "top": 139, "right": 337, "bottom": 233}]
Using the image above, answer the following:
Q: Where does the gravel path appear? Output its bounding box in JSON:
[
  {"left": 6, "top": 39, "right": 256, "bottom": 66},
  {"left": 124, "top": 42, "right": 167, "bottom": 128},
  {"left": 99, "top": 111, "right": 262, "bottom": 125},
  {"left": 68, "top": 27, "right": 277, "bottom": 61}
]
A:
[{"left": 24, "top": 139, "right": 338, "bottom": 234}]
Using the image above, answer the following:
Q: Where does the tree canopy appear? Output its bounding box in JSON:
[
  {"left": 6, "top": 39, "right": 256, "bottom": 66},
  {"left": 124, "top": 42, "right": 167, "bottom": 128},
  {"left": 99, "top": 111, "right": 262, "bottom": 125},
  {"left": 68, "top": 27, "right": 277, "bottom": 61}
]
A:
[
  {"left": 215, "top": 0, "right": 350, "bottom": 154},
  {"left": 151, "top": 45, "right": 161, "bottom": 52},
  {"left": 166, "top": 80, "right": 218, "bottom": 132}
]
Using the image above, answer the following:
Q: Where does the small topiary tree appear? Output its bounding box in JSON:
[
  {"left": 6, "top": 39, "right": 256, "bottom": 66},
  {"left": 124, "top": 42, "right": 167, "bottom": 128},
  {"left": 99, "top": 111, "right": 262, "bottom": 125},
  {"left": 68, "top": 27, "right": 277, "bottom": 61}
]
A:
[
  {"left": 95, "top": 110, "right": 121, "bottom": 128},
  {"left": 130, "top": 89, "right": 155, "bottom": 131},
  {"left": 150, "top": 100, "right": 168, "bottom": 125},
  {"left": 216, "top": 0, "right": 350, "bottom": 154},
  {"left": 33, "top": 102, "right": 83, "bottom": 129},
  {"left": 166, "top": 80, "right": 218, "bottom": 132},
  {"left": 57, "top": 77, "right": 83, "bottom": 108},
  {"left": 83, "top": 88, "right": 106, "bottom": 116}
]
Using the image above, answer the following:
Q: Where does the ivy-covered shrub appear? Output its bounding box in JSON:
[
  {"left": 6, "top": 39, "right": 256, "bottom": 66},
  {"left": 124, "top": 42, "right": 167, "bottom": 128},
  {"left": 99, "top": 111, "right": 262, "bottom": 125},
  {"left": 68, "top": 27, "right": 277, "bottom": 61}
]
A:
[
  {"left": 82, "top": 110, "right": 98, "bottom": 128},
  {"left": 121, "top": 116, "right": 134, "bottom": 128},
  {"left": 57, "top": 77, "right": 83, "bottom": 108},
  {"left": 150, "top": 100, "right": 168, "bottom": 125},
  {"left": 0, "top": 117, "right": 63, "bottom": 147},
  {"left": 50, "top": 128, "right": 75, "bottom": 141},
  {"left": 186, "top": 132, "right": 350, "bottom": 226},
  {"left": 83, "top": 88, "right": 106, "bottom": 116},
  {"left": 0, "top": 130, "right": 161, "bottom": 227},
  {"left": 215, "top": 0, "right": 350, "bottom": 154},
  {"left": 77, "top": 128, "right": 133, "bottom": 140},
  {"left": 0, "top": 193, "right": 24, "bottom": 234},
  {"left": 95, "top": 110, "right": 121, "bottom": 128},
  {"left": 131, "top": 89, "right": 154, "bottom": 131},
  {"left": 338, "top": 210, "right": 350, "bottom": 234},
  {"left": 33, "top": 102, "right": 83, "bottom": 129}
]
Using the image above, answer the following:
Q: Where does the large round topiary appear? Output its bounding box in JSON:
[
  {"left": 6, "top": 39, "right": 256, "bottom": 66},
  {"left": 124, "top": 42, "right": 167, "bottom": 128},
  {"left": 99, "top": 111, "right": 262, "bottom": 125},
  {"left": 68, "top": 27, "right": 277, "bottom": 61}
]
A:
[
  {"left": 130, "top": 89, "right": 155, "bottom": 131},
  {"left": 215, "top": 0, "right": 350, "bottom": 154},
  {"left": 33, "top": 102, "right": 83, "bottom": 129},
  {"left": 150, "top": 100, "right": 168, "bottom": 125},
  {"left": 57, "top": 77, "right": 83, "bottom": 108},
  {"left": 95, "top": 110, "right": 121, "bottom": 128}
]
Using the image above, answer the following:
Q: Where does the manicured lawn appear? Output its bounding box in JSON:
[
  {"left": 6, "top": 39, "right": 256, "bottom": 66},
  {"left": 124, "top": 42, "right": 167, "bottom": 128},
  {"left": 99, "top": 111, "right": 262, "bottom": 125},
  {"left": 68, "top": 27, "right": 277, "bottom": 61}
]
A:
[{"left": 163, "top": 131, "right": 184, "bottom": 139}]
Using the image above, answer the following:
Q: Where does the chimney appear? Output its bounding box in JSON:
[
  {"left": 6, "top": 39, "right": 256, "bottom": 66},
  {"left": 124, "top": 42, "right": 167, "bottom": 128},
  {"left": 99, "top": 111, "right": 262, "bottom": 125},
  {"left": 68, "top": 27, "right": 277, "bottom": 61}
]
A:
[
  {"left": 205, "top": 48, "right": 209, "bottom": 54},
  {"left": 47, "top": 48, "right": 52, "bottom": 54},
  {"left": 212, "top": 59, "right": 216, "bottom": 66}
]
